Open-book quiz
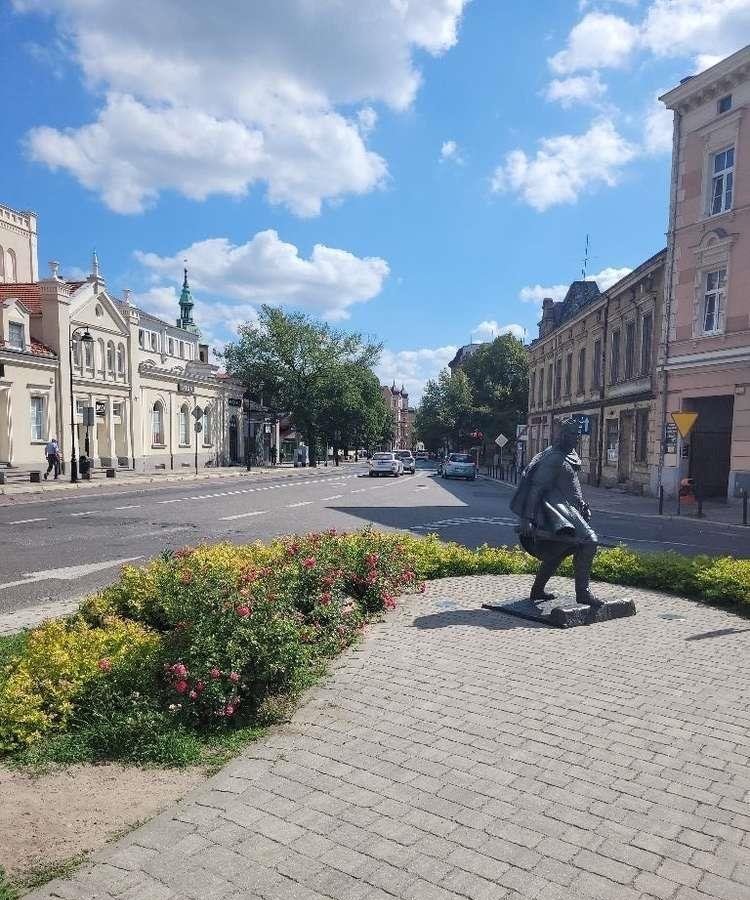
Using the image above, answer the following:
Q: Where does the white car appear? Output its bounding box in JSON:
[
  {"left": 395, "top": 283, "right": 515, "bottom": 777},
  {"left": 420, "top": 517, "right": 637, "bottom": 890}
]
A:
[
  {"left": 369, "top": 451, "right": 403, "bottom": 477},
  {"left": 442, "top": 452, "right": 477, "bottom": 481},
  {"left": 395, "top": 450, "right": 416, "bottom": 474}
]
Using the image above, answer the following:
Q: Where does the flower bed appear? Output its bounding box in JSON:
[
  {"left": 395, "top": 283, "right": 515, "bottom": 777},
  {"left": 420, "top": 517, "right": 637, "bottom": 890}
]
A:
[{"left": 1, "top": 529, "right": 748, "bottom": 765}]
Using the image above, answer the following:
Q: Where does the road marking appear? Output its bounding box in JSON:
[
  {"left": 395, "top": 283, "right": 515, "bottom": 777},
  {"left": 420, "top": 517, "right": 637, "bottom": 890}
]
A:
[
  {"left": 220, "top": 510, "right": 267, "bottom": 521},
  {"left": 114, "top": 505, "right": 141, "bottom": 511},
  {"left": 0, "top": 556, "right": 143, "bottom": 592},
  {"left": 287, "top": 501, "right": 313, "bottom": 508},
  {"left": 7, "top": 517, "right": 47, "bottom": 525},
  {"left": 319, "top": 495, "right": 343, "bottom": 501},
  {"left": 70, "top": 511, "right": 94, "bottom": 517},
  {"left": 158, "top": 498, "right": 185, "bottom": 504},
  {"left": 350, "top": 489, "right": 366, "bottom": 494}
]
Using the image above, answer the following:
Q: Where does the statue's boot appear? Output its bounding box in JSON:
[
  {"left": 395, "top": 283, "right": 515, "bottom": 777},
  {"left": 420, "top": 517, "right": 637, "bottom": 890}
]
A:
[
  {"left": 573, "top": 541, "right": 602, "bottom": 607},
  {"left": 530, "top": 569, "right": 557, "bottom": 603},
  {"left": 575, "top": 589, "right": 604, "bottom": 608}
]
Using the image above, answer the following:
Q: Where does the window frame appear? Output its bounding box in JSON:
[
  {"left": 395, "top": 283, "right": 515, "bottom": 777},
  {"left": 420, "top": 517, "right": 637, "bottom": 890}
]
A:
[
  {"left": 640, "top": 313, "right": 653, "bottom": 374},
  {"left": 178, "top": 404, "right": 190, "bottom": 447},
  {"left": 717, "top": 94, "right": 732, "bottom": 115},
  {"left": 7, "top": 321, "right": 25, "bottom": 350},
  {"left": 634, "top": 408, "right": 649, "bottom": 464},
  {"left": 709, "top": 146, "right": 734, "bottom": 217},
  {"left": 624, "top": 321, "right": 636, "bottom": 380},
  {"left": 203, "top": 406, "right": 213, "bottom": 447},
  {"left": 30, "top": 395, "right": 45, "bottom": 442},
  {"left": 702, "top": 267, "right": 726, "bottom": 335},
  {"left": 592, "top": 339, "right": 602, "bottom": 390},
  {"left": 577, "top": 347, "right": 586, "bottom": 395},
  {"left": 151, "top": 401, "right": 165, "bottom": 447},
  {"left": 609, "top": 330, "right": 621, "bottom": 384}
]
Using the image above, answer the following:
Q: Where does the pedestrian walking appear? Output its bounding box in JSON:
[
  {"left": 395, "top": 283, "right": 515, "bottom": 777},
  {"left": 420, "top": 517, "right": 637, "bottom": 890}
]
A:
[{"left": 44, "top": 437, "right": 61, "bottom": 480}]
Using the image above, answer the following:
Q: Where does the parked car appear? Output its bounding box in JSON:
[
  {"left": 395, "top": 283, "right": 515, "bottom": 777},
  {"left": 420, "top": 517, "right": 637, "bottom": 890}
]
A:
[
  {"left": 369, "top": 451, "right": 403, "bottom": 477},
  {"left": 415, "top": 450, "right": 429, "bottom": 460},
  {"left": 395, "top": 450, "right": 416, "bottom": 473},
  {"left": 442, "top": 452, "right": 477, "bottom": 481}
]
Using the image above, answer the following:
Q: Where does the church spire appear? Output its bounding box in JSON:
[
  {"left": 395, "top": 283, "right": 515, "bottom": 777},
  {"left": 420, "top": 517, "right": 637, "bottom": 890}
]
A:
[{"left": 177, "top": 263, "right": 200, "bottom": 334}]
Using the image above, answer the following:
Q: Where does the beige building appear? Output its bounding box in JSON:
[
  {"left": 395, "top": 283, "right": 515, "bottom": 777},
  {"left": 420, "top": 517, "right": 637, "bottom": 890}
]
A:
[
  {"left": 381, "top": 383, "right": 414, "bottom": 449},
  {"left": 658, "top": 46, "right": 750, "bottom": 498},
  {"left": 0, "top": 202, "right": 251, "bottom": 475},
  {"left": 526, "top": 250, "right": 665, "bottom": 494}
]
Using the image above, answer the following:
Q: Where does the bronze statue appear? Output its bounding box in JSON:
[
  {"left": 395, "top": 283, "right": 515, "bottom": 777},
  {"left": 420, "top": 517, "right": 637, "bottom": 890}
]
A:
[{"left": 510, "top": 419, "right": 601, "bottom": 607}]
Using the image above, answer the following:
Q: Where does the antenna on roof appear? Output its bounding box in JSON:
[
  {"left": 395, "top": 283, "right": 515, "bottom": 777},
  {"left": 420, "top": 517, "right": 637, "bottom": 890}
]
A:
[{"left": 581, "top": 234, "right": 590, "bottom": 280}]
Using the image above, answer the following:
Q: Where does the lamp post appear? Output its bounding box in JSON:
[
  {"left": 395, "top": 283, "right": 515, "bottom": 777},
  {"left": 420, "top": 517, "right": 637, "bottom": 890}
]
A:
[{"left": 69, "top": 326, "right": 94, "bottom": 483}]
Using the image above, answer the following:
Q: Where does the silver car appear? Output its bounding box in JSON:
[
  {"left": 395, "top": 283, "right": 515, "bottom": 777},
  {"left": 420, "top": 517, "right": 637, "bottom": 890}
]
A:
[
  {"left": 369, "top": 451, "right": 403, "bottom": 477},
  {"left": 442, "top": 452, "right": 477, "bottom": 481},
  {"left": 395, "top": 450, "right": 416, "bottom": 474}
]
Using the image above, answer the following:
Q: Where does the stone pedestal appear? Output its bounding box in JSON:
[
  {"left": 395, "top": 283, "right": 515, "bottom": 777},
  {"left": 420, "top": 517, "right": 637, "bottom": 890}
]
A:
[{"left": 482, "top": 595, "right": 636, "bottom": 628}]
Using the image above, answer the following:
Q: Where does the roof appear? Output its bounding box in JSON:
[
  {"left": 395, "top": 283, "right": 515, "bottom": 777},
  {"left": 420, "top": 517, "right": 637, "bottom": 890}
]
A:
[
  {"left": 660, "top": 44, "right": 750, "bottom": 109},
  {"left": 552, "top": 280, "right": 602, "bottom": 328},
  {"left": 448, "top": 342, "right": 487, "bottom": 369},
  {"left": 0, "top": 337, "right": 56, "bottom": 358},
  {"left": 0, "top": 280, "right": 87, "bottom": 316}
]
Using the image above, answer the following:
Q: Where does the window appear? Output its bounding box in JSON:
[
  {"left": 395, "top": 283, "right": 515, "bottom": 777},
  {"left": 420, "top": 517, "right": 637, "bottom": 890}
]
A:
[
  {"left": 554, "top": 359, "right": 562, "bottom": 401},
  {"left": 84, "top": 340, "right": 93, "bottom": 368},
  {"left": 635, "top": 409, "right": 649, "bottom": 464},
  {"left": 610, "top": 330, "right": 621, "bottom": 384},
  {"left": 179, "top": 341, "right": 184, "bottom": 358},
  {"left": 8, "top": 322, "right": 24, "bottom": 350},
  {"left": 529, "top": 371, "right": 536, "bottom": 407},
  {"left": 113, "top": 402, "right": 123, "bottom": 417},
  {"left": 152, "top": 402, "right": 164, "bottom": 446},
  {"left": 7, "top": 249, "right": 17, "bottom": 282},
  {"left": 76, "top": 399, "right": 85, "bottom": 416},
  {"left": 592, "top": 339, "right": 602, "bottom": 388},
  {"left": 710, "top": 147, "right": 734, "bottom": 215},
  {"left": 640, "top": 313, "right": 653, "bottom": 374},
  {"left": 718, "top": 94, "right": 732, "bottom": 114},
  {"left": 703, "top": 268, "right": 726, "bottom": 333},
  {"left": 168, "top": 338, "right": 174, "bottom": 355},
  {"left": 564, "top": 353, "right": 573, "bottom": 397},
  {"left": 537, "top": 369, "right": 544, "bottom": 407},
  {"left": 106, "top": 341, "right": 115, "bottom": 374},
  {"left": 624, "top": 321, "right": 636, "bottom": 380},
  {"left": 138, "top": 329, "right": 145, "bottom": 348},
  {"left": 97, "top": 339, "right": 105, "bottom": 375},
  {"left": 179, "top": 404, "right": 190, "bottom": 446},
  {"left": 30, "top": 396, "right": 44, "bottom": 441},
  {"left": 150, "top": 332, "right": 158, "bottom": 352},
  {"left": 72, "top": 337, "right": 82, "bottom": 366},
  {"left": 577, "top": 348, "right": 586, "bottom": 394},
  {"left": 546, "top": 366, "right": 553, "bottom": 406},
  {"left": 117, "top": 344, "right": 125, "bottom": 376},
  {"left": 203, "top": 406, "right": 213, "bottom": 446}
]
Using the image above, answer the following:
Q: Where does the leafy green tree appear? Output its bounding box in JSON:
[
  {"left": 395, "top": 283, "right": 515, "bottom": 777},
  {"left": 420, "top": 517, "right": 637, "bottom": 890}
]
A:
[
  {"left": 223, "top": 305, "right": 382, "bottom": 465},
  {"left": 415, "top": 369, "right": 473, "bottom": 452},
  {"left": 317, "top": 364, "right": 392, "bottom": 460}
]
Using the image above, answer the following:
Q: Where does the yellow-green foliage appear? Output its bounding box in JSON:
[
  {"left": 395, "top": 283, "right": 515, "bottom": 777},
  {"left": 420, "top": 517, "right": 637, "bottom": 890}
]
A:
[
  {"left": 694, "top": 556, "right": 750, "bottom": 604},
  {"left": 0, "top": 617, "right": 156, "bottom": 751}
]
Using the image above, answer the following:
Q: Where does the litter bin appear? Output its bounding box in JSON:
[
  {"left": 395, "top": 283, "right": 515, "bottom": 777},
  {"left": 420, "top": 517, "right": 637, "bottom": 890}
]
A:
[{"left": 79, "top": 454, "right": 91, "bottom": 479}]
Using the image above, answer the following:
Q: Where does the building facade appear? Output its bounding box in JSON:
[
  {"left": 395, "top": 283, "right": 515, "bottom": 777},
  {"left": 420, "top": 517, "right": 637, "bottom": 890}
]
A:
[
  {"left": 526, "top": 251, "right": 666, "bottom": 494},
  {"left": 0, "top": 204, "right": 256, "bottom": 474},
  {"left": 380, "top": 383, "right": 414, "bottom": 449},
  {"left": 659, "top": 47, "right": 750, "bottom": 498}
]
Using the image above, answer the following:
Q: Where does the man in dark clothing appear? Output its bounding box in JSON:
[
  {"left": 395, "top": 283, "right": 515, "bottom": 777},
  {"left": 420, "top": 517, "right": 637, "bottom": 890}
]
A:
[
  {"left": 43, "top": 437, "right": 61, "bottom": 480},
  {"left": 510, "top": 419, "right": 600, "bottom": 606}
]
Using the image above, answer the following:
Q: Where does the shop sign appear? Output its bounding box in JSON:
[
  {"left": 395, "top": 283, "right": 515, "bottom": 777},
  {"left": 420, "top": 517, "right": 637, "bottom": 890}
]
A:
[
  {"left": 95, "top": 400, "right": 106, "bottom": 417},
  {"left": 227, "top": 398, "right": 242, "bottom": 407},
  {"left": 664, "top": 421, "right": 678, "bottom": 455}
]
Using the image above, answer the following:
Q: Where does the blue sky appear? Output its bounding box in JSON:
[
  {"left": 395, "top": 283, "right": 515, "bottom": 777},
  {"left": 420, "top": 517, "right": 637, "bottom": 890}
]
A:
[{"left": 3, "top": 0, "right": 750, "bottom": 397}]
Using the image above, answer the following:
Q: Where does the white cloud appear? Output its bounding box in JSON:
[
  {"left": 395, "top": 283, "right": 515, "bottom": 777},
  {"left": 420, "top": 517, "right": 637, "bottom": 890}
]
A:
[
  {"left": 549, "top": 12, "right": 639, "bottom": 74},
  {"left": 545, "top": 72, "right": 607, "bottom": 108},
  {"left": 471, "top": 320, "right": 525, "bottom": 340},
  {"left": 440, "top": 139, "right": 464, "bottom": 164},
  {"left": 518, "top": 264, "right": 633, "bottom": 304},
  {"left": 135, "top": 229, "right": 389, "bottom": 322},
  {"left": 643, "top": 95, "right": 674, "bottom": 155},
  {"left": 16, "top": 0, "right": 468, "bottom": 215},
  {"left": 375, "top": 345, "right": 458, "bottom": 402},
  {"left": 640, "top": 0, "right": 750, "bottom": 65},
  {"left": 491, "top": 118, "right": 637, "bottom": 211}
]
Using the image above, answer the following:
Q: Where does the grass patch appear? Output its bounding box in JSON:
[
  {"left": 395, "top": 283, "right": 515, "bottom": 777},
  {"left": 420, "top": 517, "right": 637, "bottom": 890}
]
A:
[{"left": 0, "top": 853, "right": 87, "bottom": 897}]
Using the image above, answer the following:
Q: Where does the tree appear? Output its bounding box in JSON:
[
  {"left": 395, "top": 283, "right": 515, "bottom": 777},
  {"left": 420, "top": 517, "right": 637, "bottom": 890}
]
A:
[
  {"left": 317, "top": 363, "right": 392, "bottom": 461},
  {"left": 461, "top": 334, "right": 528, "bottom": 458},
  {"left": 222, "top": 305, "right": 383, "bottom": 465},
  {"left": 415, "top": 369, "right": 473, "bottom": 452}
]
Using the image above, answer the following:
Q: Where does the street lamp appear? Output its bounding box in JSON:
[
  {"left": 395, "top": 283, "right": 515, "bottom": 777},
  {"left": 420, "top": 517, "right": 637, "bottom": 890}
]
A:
[{"left": 69, "top": 326, "right": 94, "bottom": 483}]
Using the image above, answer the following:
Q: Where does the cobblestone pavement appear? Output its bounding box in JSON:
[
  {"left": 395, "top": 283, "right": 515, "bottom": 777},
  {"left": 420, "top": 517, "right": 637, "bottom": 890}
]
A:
[{"left": 28, "top": 575, "right": 750, "bottom": 900}]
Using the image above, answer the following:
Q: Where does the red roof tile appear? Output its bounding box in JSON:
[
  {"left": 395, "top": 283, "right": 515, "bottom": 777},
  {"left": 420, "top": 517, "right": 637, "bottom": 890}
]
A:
[
  {"left": 0, "top": 337, "right": 56, "bottom": 358},
  {"left": 0, "top": 282, "right": 42, "bottom": 315}
]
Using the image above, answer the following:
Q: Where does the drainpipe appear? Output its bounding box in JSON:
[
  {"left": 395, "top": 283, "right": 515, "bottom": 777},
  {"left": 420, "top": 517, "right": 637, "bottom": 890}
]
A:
[
  {"left": 657, "top": 107, "right": 681, "bottom": 498},
  {"left": 596, "top": 301, "right": 608, "bottom": 487}
]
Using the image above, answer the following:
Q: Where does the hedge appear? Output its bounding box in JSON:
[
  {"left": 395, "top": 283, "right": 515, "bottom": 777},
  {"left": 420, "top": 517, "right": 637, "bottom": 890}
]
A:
[{"left": 0, "top": 530, "right": 748, "bottom": 763}]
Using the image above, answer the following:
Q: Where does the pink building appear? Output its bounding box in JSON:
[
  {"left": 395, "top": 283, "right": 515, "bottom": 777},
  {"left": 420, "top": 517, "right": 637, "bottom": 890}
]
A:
[{"left": 659, "top": 47, "right": 750, "bottom": 499}]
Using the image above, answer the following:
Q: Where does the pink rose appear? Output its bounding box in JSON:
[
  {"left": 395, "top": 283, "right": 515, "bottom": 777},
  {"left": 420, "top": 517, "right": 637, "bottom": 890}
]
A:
[
  {"left": 175, "top": 680, "right": 189, "bottom": 694},
  {"left": 189, "top": 690, "right": 198, "bottom": 701},
  {"left": 228, "top": 671, "right": 240, "bottom": 684},
  {"left": 210, "top": 667, "right": 221, "bottom": 680},
  {"left": 97, "top": 658, "right": 112, "bottom": 673},
  {"left": 195, "top": 680, "right": 205, "bottom": 693},
  {"left": 320, "top": 592, "right": 332, "bottom": 606},
  {"left": 172, "top": 663, "right": 188, "bottom": 678},
  {"left": 236, "top": 605, "right": 251, "bottom": 618},
  {"left": 302, "top": 556, "right": 316, "bottom": 569},
  {"left": 225, "top": 704, "right": 236, "bottom": 717},
  {"left": 383, "top": 594, "right": 396, "bottom": 610}
]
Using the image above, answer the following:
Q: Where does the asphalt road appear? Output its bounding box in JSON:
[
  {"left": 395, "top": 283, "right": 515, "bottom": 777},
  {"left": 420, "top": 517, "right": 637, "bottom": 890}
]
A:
[{"left": 1, "top": 462, "right": 747, "bottom": 618}]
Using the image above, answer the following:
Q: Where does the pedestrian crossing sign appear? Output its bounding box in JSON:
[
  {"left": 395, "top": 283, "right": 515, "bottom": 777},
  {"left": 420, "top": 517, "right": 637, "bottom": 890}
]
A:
[{"left": 671, "top": 411, "right": 698, "bottom": 439}]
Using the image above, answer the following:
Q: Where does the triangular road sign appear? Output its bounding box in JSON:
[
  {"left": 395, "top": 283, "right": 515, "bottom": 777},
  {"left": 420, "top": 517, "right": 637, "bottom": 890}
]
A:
[{"left": 671, "top": 411, "right": 698, "bottom": 439}]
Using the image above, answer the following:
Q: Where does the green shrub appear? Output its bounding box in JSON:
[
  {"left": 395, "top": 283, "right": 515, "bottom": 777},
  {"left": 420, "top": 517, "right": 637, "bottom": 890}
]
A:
[{"left": 0, "top": 867, "right": 17, "bottom": 900}]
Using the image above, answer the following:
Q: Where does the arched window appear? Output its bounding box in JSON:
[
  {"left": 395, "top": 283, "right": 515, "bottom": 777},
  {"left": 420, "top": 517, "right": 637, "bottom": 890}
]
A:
[
  {"left": 203, "top": 405, "right": 213, "bottom": 446},
  {"left": 179, "top": 403, "right": 190, "bottom": 446},
  {"left": 97, "top": 338, "right": 105, "bottom": 376},
  {"left": 84, "top": 339, "right": 93, "bottom": 368},
  {"left": 72, "top": 336, "right": 82, "bottom": 367},
  {"left": 152, "top": 401, "right": 164, "bottom": 446},
  {"left": 116, "top": 343, "right": 125, "bottom": 377},
  {"left": 7, "top": 249, "right": 16, "bottom": 283},
  {"left": 106, "top": 341, "right": 115, "bottom": 375}
]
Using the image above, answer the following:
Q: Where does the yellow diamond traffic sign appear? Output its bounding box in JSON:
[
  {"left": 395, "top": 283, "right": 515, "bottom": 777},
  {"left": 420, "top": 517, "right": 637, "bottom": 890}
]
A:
[{"left": 671, "top": 411, "right": 698, "bottom": 439}]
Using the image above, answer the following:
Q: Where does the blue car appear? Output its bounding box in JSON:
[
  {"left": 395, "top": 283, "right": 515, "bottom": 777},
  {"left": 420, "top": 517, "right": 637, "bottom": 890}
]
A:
[{"left": 442, "top": 452, "right": 477, "bottom": 481}]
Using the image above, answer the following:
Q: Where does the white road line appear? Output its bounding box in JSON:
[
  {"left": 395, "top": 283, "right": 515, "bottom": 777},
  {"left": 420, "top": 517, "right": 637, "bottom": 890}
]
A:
[
  {"left": 350, "top": 489, "right": 366, "bottom": 494},
  {"left": 70, "top": 511, "right": 94, "bottom": 517},
  {"left": 319, "top": 495, "right": 343, "bottom": 501},
  {"left": 7, "top": 517, "right": 47, "bottom": 525},
  {"left": 220, "top": 510, "right": 267, "bottom": 521},
  {"left": 287, "top": 501, "right": 313, "bottom": 508},
  {"left": 114, "top": 505, "right": 141, "bottom": 511},
  {"left": 158, "top": 498, "right": 185, "bottom": 504},
  {"left": 0, "top": 555, "right": 143, "bottom": 592}
]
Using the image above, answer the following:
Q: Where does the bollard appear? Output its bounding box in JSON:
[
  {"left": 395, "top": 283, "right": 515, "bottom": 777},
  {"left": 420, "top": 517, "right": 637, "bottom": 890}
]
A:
[
  {"left": 743, "top": 489, "right": 748, "bottom": 526},
  {"left": 106, "top": 468, "right": 116, "bottom": 478},
  {"left": 0, "top": 471, "right": 4, "bottom": 485},
  {"left": 30, "top": 471, "right": 41, "bottom": 483},
  {"left": 658, "top": 485, "right": 664, "bottom": 516},
  {"left": 696, "top": 493, "right": 703, "bottom": 519}
]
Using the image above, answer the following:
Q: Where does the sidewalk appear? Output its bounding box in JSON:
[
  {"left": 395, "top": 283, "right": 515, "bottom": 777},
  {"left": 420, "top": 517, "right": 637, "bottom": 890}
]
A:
[
  {"left": 27, "top": 574, "right": 750, "bottom": 900},
  {"left": 482, "top": 470, "right": 749, "bottom": 529},
  {"left": 0, "top": 462, "right": 358, "bottom": 501}
]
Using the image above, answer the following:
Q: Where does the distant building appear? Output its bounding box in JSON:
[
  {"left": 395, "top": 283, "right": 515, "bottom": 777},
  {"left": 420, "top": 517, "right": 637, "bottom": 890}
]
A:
[
  {"left": 526, "top": 250, "right": 666, "bottom": 494},
  {"left": 380, "top": 382, "right": 412, "bottom": 449},
  {"left": 658, "top": 46, "right": 750, "bottom": 498},
  {"left": 448, "top": 342, "right": 487, "bottom": 373}
]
